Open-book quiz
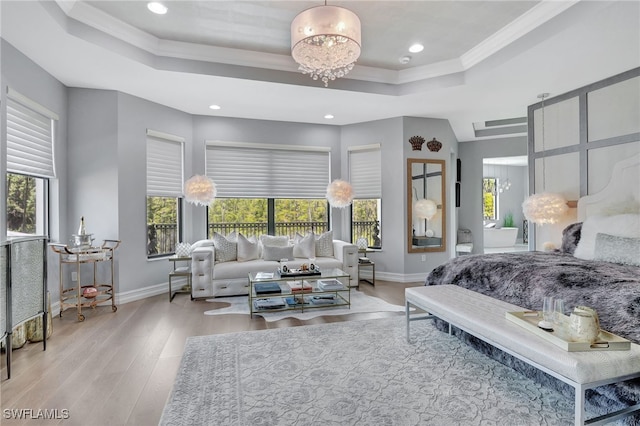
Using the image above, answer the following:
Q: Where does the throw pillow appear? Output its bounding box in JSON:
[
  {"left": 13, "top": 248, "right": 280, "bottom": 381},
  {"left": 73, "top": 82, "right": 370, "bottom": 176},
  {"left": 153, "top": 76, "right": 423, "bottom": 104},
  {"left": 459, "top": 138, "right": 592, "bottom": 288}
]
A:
[
  {"left": 174, "top": 242, "right": 192, "bottom": 257},
  {"left": 262, "top": 245, "right": 294, "bottom": 262},
  {"left": 574, "top": 214, "right": 640, "bottom": 260},
  {"left": 260, "top": 235, "right": 289, "bottom": 247},
  {"left": 593, "top": 233, "right": 640, "bottom": 266},
  {"left": 315, "top": 230, "right": 333, "bottom": 257},
  {"left": 212, "top": 232, "right": 237, "bottom": 262},
  {"left": 237, "top": 233, "right": 259, "bottom": 262},
  {"left": 560, "top": 222, "right": 582, "bottom": 255},
  {"left": 293, "top": 232, "right": 316, "bottom": 259}
]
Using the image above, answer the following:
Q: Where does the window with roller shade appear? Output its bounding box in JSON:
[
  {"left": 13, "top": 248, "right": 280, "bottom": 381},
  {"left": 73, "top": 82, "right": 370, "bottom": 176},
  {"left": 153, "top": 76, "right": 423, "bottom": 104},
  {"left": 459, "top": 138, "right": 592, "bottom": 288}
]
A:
[
  {"left": 348, "top": 144, "right": 382, "bottom": 249},
  {"left": 146, "top": 130, "right": 184, "bottom": 257},
  {"left": 6, "top": 89, "right": 57, "bottom": 237},
  {"left": 205, "top": 141, "right": 330, "bottom": 238}
]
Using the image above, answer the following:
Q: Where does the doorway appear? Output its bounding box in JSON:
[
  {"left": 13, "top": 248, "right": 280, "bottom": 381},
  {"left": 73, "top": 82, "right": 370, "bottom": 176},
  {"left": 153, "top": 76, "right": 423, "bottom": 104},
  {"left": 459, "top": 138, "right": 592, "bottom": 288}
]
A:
[{"left": 482, "top": 156, "right": 528, "bottom": 254}]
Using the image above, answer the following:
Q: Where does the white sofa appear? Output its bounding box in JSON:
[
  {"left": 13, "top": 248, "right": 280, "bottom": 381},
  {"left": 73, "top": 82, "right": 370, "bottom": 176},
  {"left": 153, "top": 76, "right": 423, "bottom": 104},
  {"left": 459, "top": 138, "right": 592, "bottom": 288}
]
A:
[{"left": 190, "top": 240, "right": 359, "bottom": 298}]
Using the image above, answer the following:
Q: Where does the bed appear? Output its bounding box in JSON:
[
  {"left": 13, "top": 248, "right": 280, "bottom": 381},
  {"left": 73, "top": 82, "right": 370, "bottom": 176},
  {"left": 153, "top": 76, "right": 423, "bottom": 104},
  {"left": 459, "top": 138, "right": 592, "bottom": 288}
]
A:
[{"left": 425, "top": 153, "right": 640, "bottom": 423}]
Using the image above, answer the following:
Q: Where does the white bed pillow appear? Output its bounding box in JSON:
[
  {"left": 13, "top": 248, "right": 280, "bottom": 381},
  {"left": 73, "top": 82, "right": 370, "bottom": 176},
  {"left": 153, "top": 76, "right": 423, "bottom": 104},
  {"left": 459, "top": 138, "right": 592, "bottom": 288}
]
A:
[{"left": 574, "top": 214, "right": 640, "bottom": 260}]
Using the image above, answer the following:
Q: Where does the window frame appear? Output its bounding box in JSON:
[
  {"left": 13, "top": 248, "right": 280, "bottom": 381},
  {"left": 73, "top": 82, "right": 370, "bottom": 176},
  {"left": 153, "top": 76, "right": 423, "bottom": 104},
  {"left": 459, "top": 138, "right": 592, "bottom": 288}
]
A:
[
  {"left": 146, "top": 130, "right": 185, "bottom": 258},
  {"left": 348, "top": 144, "right": 382, "bottom": 249}
]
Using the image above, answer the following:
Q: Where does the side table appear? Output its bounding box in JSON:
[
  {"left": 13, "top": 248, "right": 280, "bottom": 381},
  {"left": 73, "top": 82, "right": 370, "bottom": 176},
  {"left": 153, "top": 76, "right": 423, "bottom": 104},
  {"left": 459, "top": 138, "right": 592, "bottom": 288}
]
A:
[
  {"left": 358, "top": 260, "right": 375, "bottom": 286},
  {"left": 168, "top": 256, "right": 192, "bottom": 302}
]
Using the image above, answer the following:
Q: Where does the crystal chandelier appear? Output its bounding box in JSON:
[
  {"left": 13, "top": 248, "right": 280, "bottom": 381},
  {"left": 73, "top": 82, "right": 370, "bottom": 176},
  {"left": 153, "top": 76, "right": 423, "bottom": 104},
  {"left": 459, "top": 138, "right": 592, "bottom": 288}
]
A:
[{"left": 291, "top": 4, "right": 361, "bottom": 87}]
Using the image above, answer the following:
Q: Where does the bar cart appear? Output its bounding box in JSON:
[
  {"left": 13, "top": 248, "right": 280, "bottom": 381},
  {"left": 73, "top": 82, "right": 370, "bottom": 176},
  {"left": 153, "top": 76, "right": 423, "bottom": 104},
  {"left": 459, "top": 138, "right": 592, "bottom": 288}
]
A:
[{"left": 50, "top": 240, "right": 120, "bottom": 322}]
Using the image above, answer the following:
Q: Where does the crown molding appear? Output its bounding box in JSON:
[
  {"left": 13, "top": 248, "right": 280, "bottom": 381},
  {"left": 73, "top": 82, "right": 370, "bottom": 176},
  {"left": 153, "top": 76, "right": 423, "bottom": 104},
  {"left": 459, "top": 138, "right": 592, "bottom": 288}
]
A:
[
  {"left": 55, "top": 0, "right": 578, "bottom": 87},
  {"left": 461, "top": 0, "right": 579, "bottom": 69}
]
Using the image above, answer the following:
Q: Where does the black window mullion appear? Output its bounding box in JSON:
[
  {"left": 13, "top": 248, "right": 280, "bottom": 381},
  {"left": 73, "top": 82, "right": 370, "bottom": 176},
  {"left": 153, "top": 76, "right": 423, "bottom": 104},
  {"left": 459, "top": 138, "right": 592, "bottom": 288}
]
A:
[{"left": 267, "top": 198, "right": 275, "bottom": 235}]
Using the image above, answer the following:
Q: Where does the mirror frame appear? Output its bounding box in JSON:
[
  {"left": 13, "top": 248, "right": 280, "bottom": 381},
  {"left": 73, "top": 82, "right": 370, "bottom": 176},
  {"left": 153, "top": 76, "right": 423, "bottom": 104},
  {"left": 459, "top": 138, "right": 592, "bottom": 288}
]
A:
[{"left": 407, "top": 158, "right": 447, "bottom": 253}]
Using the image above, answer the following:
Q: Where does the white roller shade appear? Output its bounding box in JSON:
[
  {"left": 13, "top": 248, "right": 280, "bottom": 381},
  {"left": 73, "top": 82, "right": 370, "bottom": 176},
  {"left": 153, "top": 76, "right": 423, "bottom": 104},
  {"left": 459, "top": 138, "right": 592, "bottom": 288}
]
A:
[
  {"left": 6, "top": 92, "right": 57, "bottom": 178},
  {"left": 146, "top": 131, "right": 184, "bottom": 197},
  {"left": 349, "top": 144, "right": 381, "bottom": 199},
  {"left": 206, "top": 141, "right": 330, "bottom": 198}
]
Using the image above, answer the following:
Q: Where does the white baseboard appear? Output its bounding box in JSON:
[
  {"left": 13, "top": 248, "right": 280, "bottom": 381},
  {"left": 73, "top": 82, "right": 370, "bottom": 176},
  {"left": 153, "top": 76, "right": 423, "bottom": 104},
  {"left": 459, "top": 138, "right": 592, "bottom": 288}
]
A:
[
  {"left": 376, "top": 271, "right": 426, "bottom": 284},
  {"left": 50, "top": 282, "right": 169, "bottom": 317}
]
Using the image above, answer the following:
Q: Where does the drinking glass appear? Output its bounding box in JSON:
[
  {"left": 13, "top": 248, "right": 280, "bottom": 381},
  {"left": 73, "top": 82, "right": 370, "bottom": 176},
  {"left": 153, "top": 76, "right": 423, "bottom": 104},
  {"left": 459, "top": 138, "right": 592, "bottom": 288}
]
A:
[
  {"left": 540, "top": 296, "right": 554, "bottom": 329},
  {"left": 553, "top": 299, "right": 565, "bottom": 323},
  {"left": 553, "top": 298, "right": 566, "bottom": 336}
]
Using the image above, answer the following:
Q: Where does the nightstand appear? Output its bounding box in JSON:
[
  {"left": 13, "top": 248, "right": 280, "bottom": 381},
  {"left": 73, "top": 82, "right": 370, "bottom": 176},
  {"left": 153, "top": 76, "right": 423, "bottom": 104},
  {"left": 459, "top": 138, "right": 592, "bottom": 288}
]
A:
[
  {"left": 358, "top": 259, "right": 375, "bottom": 286},
  {"left": 168, "top": 256, "right": 192, "bottom": 302}
]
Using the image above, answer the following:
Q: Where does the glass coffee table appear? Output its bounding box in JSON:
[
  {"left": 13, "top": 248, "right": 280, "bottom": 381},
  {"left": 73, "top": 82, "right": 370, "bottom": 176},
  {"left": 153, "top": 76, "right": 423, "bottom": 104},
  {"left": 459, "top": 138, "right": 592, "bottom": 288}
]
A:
[{"left": 248, "top": 268, "right": 351, "bottom": 318}]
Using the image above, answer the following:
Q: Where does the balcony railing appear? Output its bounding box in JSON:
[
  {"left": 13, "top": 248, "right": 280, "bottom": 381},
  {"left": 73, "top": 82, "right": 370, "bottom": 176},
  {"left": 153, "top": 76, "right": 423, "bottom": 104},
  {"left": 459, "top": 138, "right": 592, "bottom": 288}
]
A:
[{"left": 147, "top": 219, "right": 380, "bottom": 255}]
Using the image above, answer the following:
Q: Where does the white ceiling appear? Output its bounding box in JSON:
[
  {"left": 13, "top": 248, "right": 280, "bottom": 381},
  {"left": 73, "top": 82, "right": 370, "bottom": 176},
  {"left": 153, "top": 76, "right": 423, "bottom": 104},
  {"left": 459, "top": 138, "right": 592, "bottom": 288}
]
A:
[
  {"left": 483, "top": 156, "right": 528, "bottom": 167},
  {"left": 1, "top": 1, "right": 639, "bottom": 142}
]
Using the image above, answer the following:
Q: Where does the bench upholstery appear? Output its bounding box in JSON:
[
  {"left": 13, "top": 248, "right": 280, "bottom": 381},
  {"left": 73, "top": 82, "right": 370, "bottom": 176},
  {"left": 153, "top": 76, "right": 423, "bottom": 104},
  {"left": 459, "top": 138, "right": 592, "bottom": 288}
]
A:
[{"left": 405, "top": 285, "right": 640, "bottom": 425}]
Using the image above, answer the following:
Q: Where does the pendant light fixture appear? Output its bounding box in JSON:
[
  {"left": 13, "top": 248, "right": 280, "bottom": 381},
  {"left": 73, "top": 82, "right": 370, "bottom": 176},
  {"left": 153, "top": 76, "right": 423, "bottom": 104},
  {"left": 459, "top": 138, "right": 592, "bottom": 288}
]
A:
[{"left": 291, "top": 2, "right": 361, "bottom": 87}]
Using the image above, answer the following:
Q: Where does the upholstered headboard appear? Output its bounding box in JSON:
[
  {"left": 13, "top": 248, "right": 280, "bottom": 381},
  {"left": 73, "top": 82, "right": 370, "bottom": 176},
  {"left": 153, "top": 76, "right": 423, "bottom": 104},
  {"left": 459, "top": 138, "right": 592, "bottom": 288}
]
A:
[{"left": 577, "top": 153, "right": 640, "bottom": 221}]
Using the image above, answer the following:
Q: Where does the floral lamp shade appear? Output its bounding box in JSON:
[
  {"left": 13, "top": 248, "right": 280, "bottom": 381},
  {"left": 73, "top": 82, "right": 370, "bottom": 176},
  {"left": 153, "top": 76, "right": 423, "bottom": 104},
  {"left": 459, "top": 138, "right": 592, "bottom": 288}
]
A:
[
  {"left": 184, "top": 175, "right": 216, "bottom": 206},
  {"left": 326, "top": 179, "right": 354, "bottom": 208},
  {"left": 414, "top": 199, "right": 437, "bottom": 220},
  {"left": 522, "top": 192, "right": 568, "bottom": 224}
]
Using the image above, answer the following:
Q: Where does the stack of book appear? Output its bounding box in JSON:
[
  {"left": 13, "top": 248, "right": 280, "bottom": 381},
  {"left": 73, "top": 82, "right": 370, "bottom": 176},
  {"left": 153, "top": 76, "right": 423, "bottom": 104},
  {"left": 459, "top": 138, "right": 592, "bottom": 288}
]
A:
[
  {"left": 254, "top": 282, "right": 282, "bottom": 295},
  {"left": 289, "top": 280, "right": 313, "bottom": 293},
  {"left": 317, "top": 279, "right": 344, "bottom": 291},
  {"left": 310, "top": 294, "right": 338, "bottom": 305},
  {"left": 253, "top": 298, "right": 286, "bottom": 310}
]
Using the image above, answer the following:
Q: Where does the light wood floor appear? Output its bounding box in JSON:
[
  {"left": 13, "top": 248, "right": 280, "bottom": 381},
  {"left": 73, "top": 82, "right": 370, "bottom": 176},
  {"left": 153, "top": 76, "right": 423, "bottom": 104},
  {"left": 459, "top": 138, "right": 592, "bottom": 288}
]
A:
[{"left": 1, "top": 280, "right": 422, "bottom": 425}]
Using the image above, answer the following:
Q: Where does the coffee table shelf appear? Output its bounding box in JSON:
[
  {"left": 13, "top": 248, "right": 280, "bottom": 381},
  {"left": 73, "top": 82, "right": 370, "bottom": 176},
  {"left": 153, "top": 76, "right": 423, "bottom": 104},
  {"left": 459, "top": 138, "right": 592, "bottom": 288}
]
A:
[{"left": 248, "top": 268, "right": 350, "bottom": 318}]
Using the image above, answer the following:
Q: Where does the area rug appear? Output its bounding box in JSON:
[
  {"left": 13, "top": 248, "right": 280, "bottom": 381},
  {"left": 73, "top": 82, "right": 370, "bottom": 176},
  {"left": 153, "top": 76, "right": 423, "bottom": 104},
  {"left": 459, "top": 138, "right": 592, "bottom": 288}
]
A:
[
  {"left": 160, "top": 317, "right": 577, "bottom": 425},
  {"left": 203, "top": 290, "right": 406, "bottom": 322}
]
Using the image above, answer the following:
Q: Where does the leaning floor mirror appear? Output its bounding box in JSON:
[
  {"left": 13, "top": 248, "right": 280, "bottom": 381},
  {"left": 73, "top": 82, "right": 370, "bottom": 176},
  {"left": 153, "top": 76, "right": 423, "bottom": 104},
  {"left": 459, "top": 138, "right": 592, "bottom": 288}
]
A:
[{"left": 408, "top": 158, "right": 446, "bottom": 253}]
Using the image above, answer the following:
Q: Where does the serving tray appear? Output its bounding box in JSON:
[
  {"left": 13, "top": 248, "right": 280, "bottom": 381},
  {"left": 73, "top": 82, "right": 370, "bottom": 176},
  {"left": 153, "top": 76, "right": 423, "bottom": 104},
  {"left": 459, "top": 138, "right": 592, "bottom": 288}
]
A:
[
  {"left": 506, "top": 311, "right": 631, "bottom": 352},
  {"left": 278, "top": 268, "right": 321, "bottom": 277}
]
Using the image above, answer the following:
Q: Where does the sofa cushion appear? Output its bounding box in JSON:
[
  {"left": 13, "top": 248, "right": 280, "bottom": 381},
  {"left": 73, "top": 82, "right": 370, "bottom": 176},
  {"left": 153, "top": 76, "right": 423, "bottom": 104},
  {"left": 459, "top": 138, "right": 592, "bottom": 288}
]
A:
[
  {"left": 237, "top": 233, "right": 259, "bottom": 262},
  {"left": 263, "top": 245, "right": 294, "bottom": 261},
  {"left": 213, "top": 259, "right": 279, "bottom": 280},
  {"left": 315, "top": 230, "right": 334, "bottom": 257},
  {"left": 212, "top": 232, "right": 237, "bottom": 262},
  {"left": 293, "top": 233, "right": 316, "bottom": 259}
]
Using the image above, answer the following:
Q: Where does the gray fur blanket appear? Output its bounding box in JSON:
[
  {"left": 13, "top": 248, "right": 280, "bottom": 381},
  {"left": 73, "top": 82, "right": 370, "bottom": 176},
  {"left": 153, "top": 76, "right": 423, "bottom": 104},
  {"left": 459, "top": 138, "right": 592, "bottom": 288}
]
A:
[{"left": 424, "top": 251, "right": 640, "bottom": 423}]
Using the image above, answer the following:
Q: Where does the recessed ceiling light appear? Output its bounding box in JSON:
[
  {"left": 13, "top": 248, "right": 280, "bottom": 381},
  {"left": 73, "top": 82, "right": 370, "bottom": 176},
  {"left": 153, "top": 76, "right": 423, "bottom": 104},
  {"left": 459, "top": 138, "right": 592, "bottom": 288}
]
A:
[
  {"left": 408, "top": 43, "right": 424, "bottom": 53},
  {"left": 324, "top": 114, "right": 334, "bottom": 119},
  {"left": 209, "top": 104, "right": 221, "bottom": 110},
  {"left": 399, "top": 56, "right": 412, "bottom": 64},
  {"left": 147, "top": 2, "right": 168, "bottom": 15}
]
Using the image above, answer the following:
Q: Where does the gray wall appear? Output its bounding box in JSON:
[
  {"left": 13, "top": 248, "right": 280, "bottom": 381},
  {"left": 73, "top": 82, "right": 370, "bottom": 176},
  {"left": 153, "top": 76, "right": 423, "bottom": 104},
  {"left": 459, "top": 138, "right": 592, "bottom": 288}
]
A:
[
  {"left": 1, "top": 40, "right": 68, "bottom": 304},
  {"left": 458, "top": 136, "right": 528, "bottom": 253},
  {"left": 191, "top": 115, "right": 343, "bottom": 240},
  {"left": 340, "top": 116, "right": 459, "bottom": 281}
]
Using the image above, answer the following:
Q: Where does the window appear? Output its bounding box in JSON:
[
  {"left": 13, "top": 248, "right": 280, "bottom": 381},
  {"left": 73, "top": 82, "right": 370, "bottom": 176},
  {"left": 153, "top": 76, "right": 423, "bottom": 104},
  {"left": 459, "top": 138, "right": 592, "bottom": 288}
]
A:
[
  {"left": 483, "top": 177, "right": 498, "bottom": 220},
  {"left": 348, "top": 144, "right": 382, "bottom": 248},
  {"left": 207, "top": 198, "right": 328, "bottom": 238},
  {"left": 205, "top": 141, "right": 330, "bottom": 237},
  {"left": 146, "top": 130, "right": 184, "bottom": 257},
  {"left": 6, "top": 173, "right": 48, "bottom": 236},
  {"left": 5, "top": 89, "right": 57, "bottom": 237}
]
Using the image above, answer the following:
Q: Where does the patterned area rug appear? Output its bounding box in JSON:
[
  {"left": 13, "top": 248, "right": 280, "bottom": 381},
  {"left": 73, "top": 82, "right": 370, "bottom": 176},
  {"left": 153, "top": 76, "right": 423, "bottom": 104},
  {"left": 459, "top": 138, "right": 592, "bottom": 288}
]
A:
[
  {"left": 160, "top": 317, "right": 577, "bottom": 425},
  {"left": 203, "top": 290, "right": 406, "bottom": 322}
]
